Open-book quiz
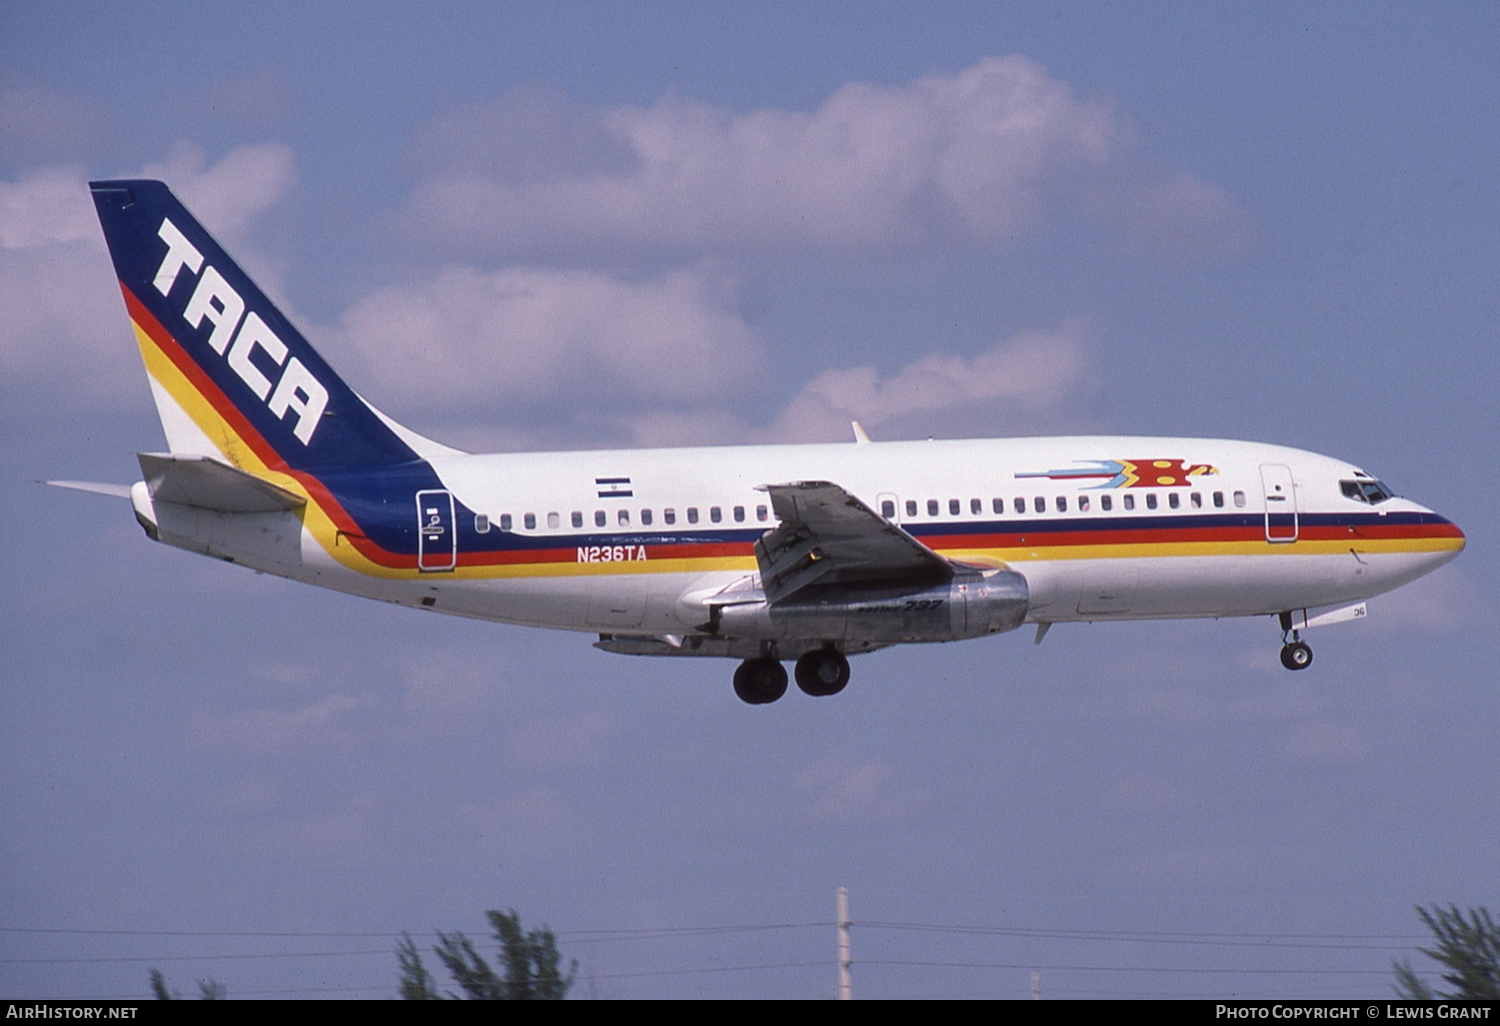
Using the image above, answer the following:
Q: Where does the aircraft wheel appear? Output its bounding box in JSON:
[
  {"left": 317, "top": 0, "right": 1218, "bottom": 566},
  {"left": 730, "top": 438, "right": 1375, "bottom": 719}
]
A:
[
  {"left": 1280, "top": 641, "right": 1313, "bottom": 671},
  {"left": 733, "top": 658, "right": 788, "bottom": 704},
  {"left": 794, "top": 648, "right": 850, "bottom": 697}
]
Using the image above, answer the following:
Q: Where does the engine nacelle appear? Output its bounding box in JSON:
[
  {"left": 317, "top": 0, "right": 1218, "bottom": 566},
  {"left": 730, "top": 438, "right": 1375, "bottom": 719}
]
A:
[{"left": 714, "top": 569, "right": 1028, "bottom": 644}]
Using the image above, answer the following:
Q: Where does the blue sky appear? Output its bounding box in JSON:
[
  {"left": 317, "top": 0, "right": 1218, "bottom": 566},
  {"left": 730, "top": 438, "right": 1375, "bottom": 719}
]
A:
[{"left": 2, "top": 1, "right": 1496, "bottom": 999}]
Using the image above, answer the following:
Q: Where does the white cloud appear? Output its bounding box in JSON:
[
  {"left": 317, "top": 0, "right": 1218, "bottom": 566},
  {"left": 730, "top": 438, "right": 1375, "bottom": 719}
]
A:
[
  {"left": 1372, "top": 566, "right": 1484, "bottom": 634},
  {"left": 0, "top": 144, "right": 299, "bottom": 400},
  {"left": 399, "top": 56, "right": 1247, "bottom": 258},
  {"left": 135, "top": 140, "right": 297, "bottom": 240},
  {"left": 507, "top": 709, "right": 617, "bottom": 769},
  {"left": 0, "top": 165, "right": 99, "bottom": 249},
  {"left": 188, "top": 694, "right": 359, "bottom": 751},
  {"left": 795, "top": 758, "right": 923, "bottom": 821},
  {"left": 769, "top": 319, "right": 1091, "bottom": 440},
  {"left": 627, "top": 319, "right": 1092, "bottom": 447},
  {"left": 329, "top": 264, "right": 765, "bottom": 410}
]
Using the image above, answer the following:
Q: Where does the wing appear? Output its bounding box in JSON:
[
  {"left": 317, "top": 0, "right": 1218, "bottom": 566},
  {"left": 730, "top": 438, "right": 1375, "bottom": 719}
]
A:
[{"left": 755, "top": 481, "right": 951, "bottom": 602}]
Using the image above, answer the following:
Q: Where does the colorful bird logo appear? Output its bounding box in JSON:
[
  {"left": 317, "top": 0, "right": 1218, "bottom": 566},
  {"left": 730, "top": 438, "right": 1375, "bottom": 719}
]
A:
[{"left": 1016, "top": 459, "right": 1218, "bottom": 488}]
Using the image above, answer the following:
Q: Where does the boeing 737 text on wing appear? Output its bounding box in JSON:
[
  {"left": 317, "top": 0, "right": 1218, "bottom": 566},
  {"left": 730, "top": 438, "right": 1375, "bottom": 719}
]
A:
[{"left": 65, "top": 180, "right": 1465, "bottom": 704}]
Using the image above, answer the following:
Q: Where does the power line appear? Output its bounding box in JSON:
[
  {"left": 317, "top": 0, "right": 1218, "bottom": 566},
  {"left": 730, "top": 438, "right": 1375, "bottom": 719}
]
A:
[
  {"left": 861, "top": 921, "right": 1427, "bottom": 942},
  {"left": 857, "top": 922, "right": 1423, "bottom": 951},
  {"left": 862, "top": 958, "right": 1397, "bottom": 976}
]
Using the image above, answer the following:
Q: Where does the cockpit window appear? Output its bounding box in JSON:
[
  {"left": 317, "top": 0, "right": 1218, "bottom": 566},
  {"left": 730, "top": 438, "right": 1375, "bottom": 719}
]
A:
[{"left": 1340, "top": 479, "right": 1396, "bottom": 504}]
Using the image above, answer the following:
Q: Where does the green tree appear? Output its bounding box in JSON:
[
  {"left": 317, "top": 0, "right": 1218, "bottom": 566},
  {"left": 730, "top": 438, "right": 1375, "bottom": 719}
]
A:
[
  {"left": 397, "top": 910, "right": 576, "bottom": 1000},
  {"left": 1392, "top": 905, "right": 1500, "bottom": 1000},
  {"left": 148, "top": 968, "right": 225, "bottom": 1000}
]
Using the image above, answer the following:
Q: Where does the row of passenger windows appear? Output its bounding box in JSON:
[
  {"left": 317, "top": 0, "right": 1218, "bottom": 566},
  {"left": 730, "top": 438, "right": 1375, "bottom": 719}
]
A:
[
  {"left": 473, "top": 489, "right": 1253, "bottom": 534},
  {"left": 475, "top": 504, "right": 770, "bottom": 534},
  {"left": 880, "top": 490, "right": 1248, "bottom": 519}
]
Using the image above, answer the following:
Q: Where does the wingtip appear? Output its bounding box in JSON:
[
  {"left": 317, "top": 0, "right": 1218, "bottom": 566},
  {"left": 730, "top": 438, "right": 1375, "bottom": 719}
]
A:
[{"left": 851, "top": 421, "right": 872, "bottom": 445}]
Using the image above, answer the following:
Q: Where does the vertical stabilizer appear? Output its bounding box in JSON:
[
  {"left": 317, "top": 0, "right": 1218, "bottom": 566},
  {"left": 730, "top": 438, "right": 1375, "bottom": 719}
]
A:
[{"left": 90, "top": 180, "right": 419, "bottom": 472}]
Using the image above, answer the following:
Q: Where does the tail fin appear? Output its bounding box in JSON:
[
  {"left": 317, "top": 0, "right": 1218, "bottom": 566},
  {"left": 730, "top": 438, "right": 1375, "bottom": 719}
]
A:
[{"left": 90, "top": 180, "right": 434, "bottom": 472}]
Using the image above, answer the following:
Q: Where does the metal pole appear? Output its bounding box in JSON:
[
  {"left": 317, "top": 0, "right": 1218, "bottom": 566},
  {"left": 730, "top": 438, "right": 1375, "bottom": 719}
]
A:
[{"left": 836, "top": 886, "right": 852, "bottom": 1000}]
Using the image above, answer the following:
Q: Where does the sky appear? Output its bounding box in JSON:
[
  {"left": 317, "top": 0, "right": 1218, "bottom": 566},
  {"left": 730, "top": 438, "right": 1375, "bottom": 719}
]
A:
[{"left": 2, "top": 0, "right": 1497, "bottom": 1000}]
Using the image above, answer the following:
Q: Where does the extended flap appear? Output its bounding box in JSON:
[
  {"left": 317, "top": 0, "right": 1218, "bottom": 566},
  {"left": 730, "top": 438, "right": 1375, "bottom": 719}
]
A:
[{"left": 756, "top": 481, "right": 951, "bottom": 602}]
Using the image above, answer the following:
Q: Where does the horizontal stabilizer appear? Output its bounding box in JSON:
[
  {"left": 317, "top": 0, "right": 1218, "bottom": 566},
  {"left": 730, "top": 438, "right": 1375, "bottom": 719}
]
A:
[
  {"left": 44, "top": 480, "right": 133, "bottom": 499},
  {"left": 137, "top": 452, "right": 305, "bottom": 513}
]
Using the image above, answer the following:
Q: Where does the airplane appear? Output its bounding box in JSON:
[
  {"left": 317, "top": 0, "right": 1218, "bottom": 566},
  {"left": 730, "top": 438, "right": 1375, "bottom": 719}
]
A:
[{"left": 55, "top": 179, "right": 1466, "bottom": 704}]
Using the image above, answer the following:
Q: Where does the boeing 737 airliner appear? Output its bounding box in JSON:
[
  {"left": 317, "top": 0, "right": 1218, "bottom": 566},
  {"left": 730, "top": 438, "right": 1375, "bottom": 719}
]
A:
[{"left": 61, "top": 180, "right": 1465, "bottom": 704}]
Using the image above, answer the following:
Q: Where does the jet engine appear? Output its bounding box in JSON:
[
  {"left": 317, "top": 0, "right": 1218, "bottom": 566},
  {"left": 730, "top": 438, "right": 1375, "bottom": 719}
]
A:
[{"left": 714, "top": 568, "right": 1028, "bottom": 644}]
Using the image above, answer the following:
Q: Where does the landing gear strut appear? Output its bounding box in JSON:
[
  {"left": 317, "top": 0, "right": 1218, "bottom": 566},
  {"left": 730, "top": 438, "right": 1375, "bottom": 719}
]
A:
[
  {"left": 1278, "top": 614, "right": 1313, "bottom": 671},
  {"left": 794, "top": 646, "right": 850, "bottom": 697},
  {"left": 733, "top": 657, "right": 788, "bottom": 704}
]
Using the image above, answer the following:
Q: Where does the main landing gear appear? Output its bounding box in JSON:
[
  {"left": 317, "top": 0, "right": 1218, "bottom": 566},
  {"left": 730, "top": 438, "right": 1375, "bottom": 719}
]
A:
[
  {"left": 1277, "top": 613, "right": 1313, "bottom": 671},
  {"left": 794, "top": 647, "right": 851, "bottom": 697},
  {"left": 733, "top": 657, "right": 787, "bottom": 705},
  {"left": 733, "top": 646, "right": 851, "bottom": 704}
]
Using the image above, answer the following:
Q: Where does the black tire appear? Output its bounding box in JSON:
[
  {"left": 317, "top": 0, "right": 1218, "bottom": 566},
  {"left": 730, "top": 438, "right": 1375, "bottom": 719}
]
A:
[
  {"left": 733, "top": 658, "right": 788, "bottom": 704},
  {"left": 1280, "top": 641, "right": 1313, "bottom": 671},
  {"left": 794, "top": 648, "right": 851, "bottom": 697}
]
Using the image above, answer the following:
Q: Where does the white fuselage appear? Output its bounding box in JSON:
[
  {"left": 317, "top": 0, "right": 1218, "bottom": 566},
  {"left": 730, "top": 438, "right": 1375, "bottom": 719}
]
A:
[{"left": 145, "top": 435, "right": 1464, "bottom": 651}]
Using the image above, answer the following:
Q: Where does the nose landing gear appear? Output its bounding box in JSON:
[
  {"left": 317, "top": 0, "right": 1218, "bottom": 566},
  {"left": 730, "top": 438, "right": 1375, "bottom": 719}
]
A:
[{"left": 1278, "top": 613, "right": 1313, "bottom": 670}]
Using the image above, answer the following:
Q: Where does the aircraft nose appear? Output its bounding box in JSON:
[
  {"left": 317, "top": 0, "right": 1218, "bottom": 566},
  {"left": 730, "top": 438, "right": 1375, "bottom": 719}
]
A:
[{"left": 1423, "top": 512, "right": 1466, "bottom": 568}]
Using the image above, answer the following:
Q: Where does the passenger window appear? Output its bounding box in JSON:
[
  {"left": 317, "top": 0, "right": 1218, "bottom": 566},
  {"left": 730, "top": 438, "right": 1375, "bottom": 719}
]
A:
[
  {"left": 641, "top": 509, "right": 653, "bottom": 526},
  {"left": 756, "top": 505, "right": 768, "bottom": 522},
  {"left": 1233, "top": 490, "right": 1246, "bottom": 508},
  {"left": 547, "top": 511, "right": 560, "bottom": 529},
  {"left": 949, "top": 498, "right": 960, "bottom": 516},
  {"left": 1057, "top": 496, "right": 1067, "bottom": 513},
  {"left": 499, "top": 513, "right": 513, "bottom": 531},
  {"left": 881, "top": 500, "right": 896, "bottom": 518},
  {"left": 927, "top": 499, "right": 939, "bottom": 517},
  {"left": 971, "top": 498, "right": 981, "bottom": 515},
  {"left": 710, "top": 506, "right": 722, "bottom": 523},
  {"left": 593, "top": 510, "right": 606, "bottom": 527},
  {"left": 1168, "top": 493, "right": 1179, "bottom": 510},
  {"left": 1015, "top": 497, "right": 1026, "bottom": 513},
  {"left": 1100, "top": 495, "right": 1111, "bottom": 512},
  {"left": 1123, "top": 495, "right": 1135, "bottom": 511},
  {"left": 687, "top": 507, "right": 699, "bottom": 524},
  {"left": 618, "top": 509, "right": 630, "bottom": 526},
  {"left": 1213, "top": 491, "right": 1224, "bottom": 508},
  {"left": 524, "top": 512, "right": 536, "bottom": 530},
  {"left": 906, "top": 500, "right": 918, "bottom": 517},
  {"left": 1146, "top": 494, "right": 1157, "bottom": 510},
  {"left": 664, "top": 508, "right": 676, "bottom": 525},
  {"left": 475, "top": 514, "right": 490, "bottom": 533},
  {"left": 1191, "top": 492, "right": 1202, "bottom": 509},
  {"left": 993, "top": 497, "right": 1004, "bottom": 514},
  {"left": 733, "top": 505, "right": 745, "bottom": 523},
  {"left": 1078, "top": 495, "right": 1090, "bottom": 512},
  {"left": 571, "top": 511, "right": 583, "bottom": 528},
  {"left": 1035, "top": 496, "right": 1046, "bottom": 513}
]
